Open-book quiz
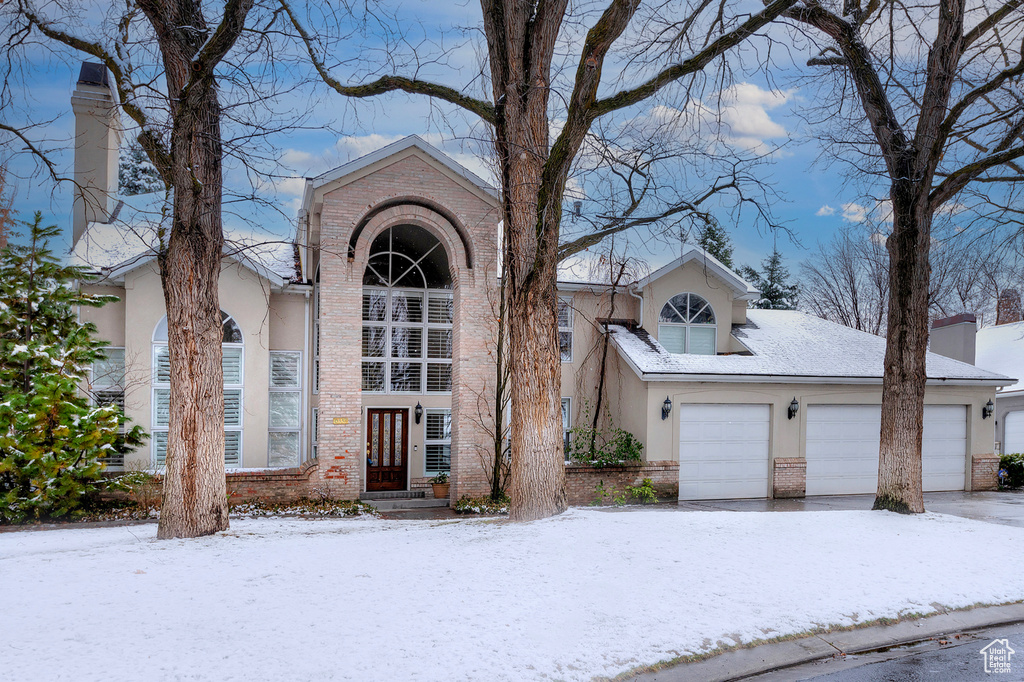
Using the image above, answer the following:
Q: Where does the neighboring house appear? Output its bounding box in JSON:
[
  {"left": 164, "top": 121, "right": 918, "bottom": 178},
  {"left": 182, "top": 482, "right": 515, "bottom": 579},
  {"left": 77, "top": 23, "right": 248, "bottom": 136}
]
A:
[
  {"left": 69, "top": 63, "right": 1010, "bottom": 504},
  {"left": 976, "top": 321, "right": 1024, "bottom": 455}
]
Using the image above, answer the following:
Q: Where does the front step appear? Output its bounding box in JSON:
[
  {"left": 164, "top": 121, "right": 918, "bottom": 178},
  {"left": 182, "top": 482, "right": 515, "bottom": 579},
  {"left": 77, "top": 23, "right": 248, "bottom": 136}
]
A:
[
  {"left": 371, "top": 498, "right": 450, "bottom": 511},
  {"left": 360, "top": 490, "right": 425, "bottom": 501}
]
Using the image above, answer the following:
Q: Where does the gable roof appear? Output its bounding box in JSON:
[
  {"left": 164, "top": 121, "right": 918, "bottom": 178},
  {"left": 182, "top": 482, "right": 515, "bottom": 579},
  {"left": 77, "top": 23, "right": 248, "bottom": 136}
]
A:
[
  {"left": 610, "top": 309, "right": 1012, "bottom": 385},
  {"left": 977, "top": 321, "right": 1024, "bottom": 396},
  {"left": 633, "top": 244, "right": 759, "bottom": 300},
  {"left": 69, "top": 193, "right": 301, "bottom": 287},
  {"left": 306, "top": 135, "right": 498, "bottom": 199}
]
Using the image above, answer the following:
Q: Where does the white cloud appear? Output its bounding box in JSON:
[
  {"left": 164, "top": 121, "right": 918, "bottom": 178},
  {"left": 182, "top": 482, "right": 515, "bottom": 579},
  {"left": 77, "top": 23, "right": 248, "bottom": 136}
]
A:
[
  {"left": 816, "top": 205, "right": 836, "bottom": 216},
  {"left": 841, "top": 202, "right": 869, "bottom": 223},
  {"left": 874, "top": 199, "right": 893, "bottom": 224}
]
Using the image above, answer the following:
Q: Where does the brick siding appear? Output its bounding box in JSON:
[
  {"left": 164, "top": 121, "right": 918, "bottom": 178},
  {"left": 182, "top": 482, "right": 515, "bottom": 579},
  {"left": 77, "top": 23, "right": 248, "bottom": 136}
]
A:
[
  {"left": 772, "top": 457, "right": 807, "bottom": 498},
  {"left": 971, "top": 454, "right": 1000, "bottom": 491},
  {"left": 565, "top": 461, "right": 678, "bottom": 505}
]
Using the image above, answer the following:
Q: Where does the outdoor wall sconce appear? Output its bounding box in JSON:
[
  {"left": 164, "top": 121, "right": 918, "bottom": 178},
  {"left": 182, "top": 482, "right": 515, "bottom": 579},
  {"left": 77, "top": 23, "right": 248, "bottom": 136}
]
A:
[
  {"left": 788, "top": 397, "right": 800, "bottom": 420},
  {"left": 415, "top": 402, "right": 423, "bottom": 424},
  {"left": 661, "top": 396, "right": 672, "bottom": 421},
  {"left": 983, "top": 399, "right": 995, "bottom": 420}
]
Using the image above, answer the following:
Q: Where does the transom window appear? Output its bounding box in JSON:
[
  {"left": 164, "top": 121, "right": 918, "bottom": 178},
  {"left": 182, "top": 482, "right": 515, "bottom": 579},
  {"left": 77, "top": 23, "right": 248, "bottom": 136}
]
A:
[
  {"left": 152, "top": 311, "right": 244, "bottom": 467},
  {"left": 658, "top": 293, "right": 716, "bottom": 355},
  {"left": 362, "top": 225, "right": 453, "bottom": 394}
]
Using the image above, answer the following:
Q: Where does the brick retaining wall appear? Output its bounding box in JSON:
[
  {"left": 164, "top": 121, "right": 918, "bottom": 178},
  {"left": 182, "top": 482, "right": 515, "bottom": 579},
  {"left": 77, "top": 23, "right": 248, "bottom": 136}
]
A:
[{"left": 565, "top": 461, "right": 678, "bottom": 506}]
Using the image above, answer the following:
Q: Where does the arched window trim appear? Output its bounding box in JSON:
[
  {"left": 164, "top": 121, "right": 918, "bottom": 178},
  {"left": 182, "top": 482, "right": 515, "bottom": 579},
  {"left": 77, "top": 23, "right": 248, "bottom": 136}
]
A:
[
  {"left": 658, "top": 293, "right": 717, "bottom": 355},
  {"left": 151, "top": 310, "right": 245, "bottom": 468}
]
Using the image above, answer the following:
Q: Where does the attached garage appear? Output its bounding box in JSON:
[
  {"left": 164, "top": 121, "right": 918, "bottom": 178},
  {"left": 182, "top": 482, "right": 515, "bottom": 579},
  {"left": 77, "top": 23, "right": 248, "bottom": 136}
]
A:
[
  {"left": 806, "top": 404, "right": 967, "bottom": 495},
  {"left": 678, "top": 404, "right": 770, "bottom": 500},
  {"left": 1005, "top": 411, "right": 1024, "bottom": 455}
]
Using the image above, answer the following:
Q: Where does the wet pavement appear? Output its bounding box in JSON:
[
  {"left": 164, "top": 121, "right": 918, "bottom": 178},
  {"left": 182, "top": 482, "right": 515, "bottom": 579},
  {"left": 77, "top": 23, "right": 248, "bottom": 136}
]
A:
[
  {"left": 676, "top": 490, "right": 1024, "bottom": 528},
  {"left": 745, "top": 626, "right": 1024, "bottom": 681}
]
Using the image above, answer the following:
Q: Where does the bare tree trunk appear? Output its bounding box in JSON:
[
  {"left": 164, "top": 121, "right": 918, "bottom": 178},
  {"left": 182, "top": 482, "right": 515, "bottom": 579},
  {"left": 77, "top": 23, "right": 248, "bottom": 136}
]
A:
[
  {"left": 874, "top": 184, "right": 931, "bottom": 514},
  {"left": 144, "top": 0, "right": 239, "bottom": 538}
]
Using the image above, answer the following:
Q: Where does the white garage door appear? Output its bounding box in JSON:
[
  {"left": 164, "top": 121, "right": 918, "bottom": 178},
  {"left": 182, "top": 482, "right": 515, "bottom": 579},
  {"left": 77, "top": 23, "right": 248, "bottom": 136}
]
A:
[
  {"left": 678, "top": 404, "right": 770, "bottom": 500},
  {"left": 806, "top": 405, "right": 967, "bottom": 495},
  {"left": 1005, "top": 411, "right": 1024, "bottom": 455}
]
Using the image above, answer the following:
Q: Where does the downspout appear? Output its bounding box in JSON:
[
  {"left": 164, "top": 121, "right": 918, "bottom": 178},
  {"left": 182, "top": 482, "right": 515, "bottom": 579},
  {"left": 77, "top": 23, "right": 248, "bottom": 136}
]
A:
[
  {"left": 628, "top": 285, "right": 644, "bottom": 328},
  {"left": 301, "top": 287, "right": 310, "bottom": 462}
]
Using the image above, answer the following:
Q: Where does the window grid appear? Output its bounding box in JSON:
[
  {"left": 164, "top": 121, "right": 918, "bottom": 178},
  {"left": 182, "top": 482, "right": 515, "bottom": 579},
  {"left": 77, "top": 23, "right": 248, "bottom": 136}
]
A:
[
  {"left": 361, "top": 287, "right": 453, "bottom": 395},
  {"left": 558, "top": 297, "right": 573, "bottom": 363},
  {"left": 424, "top": 408, "right": 452, "bottom": 474},
  {"left": 657, "top": 293, "right": 717, "bottom": 355},
  {"left": 91, "top": 347, "right": 126, "bottom": 468},
  {"left": 269, "top": 351, "right": 302, "bottom": 468}
]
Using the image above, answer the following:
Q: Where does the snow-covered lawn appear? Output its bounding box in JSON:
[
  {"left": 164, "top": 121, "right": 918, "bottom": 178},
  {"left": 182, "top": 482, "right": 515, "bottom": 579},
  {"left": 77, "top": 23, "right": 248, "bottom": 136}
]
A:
[{"left": 3, "top": 509, "right": 1023, "bottom": 681}]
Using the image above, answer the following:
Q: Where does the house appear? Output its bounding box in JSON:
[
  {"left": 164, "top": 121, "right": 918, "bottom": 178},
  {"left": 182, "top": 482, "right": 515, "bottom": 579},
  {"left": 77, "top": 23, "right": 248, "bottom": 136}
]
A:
[
  {"left": 68, "top": 63, "right": 1010, "bottom": 504},
  {"left": 929, "top": 309, "right": 1024, "bottom": 456}
]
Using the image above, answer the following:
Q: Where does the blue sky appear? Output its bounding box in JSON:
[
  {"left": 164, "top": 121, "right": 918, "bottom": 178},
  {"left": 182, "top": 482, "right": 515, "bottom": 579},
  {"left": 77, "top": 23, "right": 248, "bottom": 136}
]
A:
[{"left": 2, "top": 0, "right": 888, "bottom": 276}]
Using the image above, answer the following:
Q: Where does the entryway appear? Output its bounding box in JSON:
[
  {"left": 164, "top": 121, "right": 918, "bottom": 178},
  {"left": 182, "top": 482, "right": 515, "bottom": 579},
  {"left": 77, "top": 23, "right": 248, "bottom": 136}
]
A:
[{"left": 365, "top": 408, "right": 409, "bottom": 492}]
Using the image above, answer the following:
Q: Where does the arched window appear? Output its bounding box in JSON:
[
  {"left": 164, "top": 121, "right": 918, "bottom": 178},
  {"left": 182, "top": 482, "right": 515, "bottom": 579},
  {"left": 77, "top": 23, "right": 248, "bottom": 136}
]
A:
[
  {"left": 658, "top": 293, "right": 716, "bottom": 355},
  {"left": 152, "top": 311, "right": 244, "bottom": 467},
  {"left": 362, "top": 225, "right": 454, "bottom": 394}
]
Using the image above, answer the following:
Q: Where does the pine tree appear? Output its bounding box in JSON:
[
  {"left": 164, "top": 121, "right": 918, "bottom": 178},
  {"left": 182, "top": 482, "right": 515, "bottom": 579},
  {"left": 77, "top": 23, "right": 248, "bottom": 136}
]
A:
[
  {"left": 696, "top": 221, "right": 734, "bottom": 268},
  {"left": 118, "top": 143, "right": 165, "bottom": 196},
  {"left": 742, "top": 247, "right": 799, "bottom": 310},
  {"left": 0, "top": 213, "right": 146, "bottom": 522}
]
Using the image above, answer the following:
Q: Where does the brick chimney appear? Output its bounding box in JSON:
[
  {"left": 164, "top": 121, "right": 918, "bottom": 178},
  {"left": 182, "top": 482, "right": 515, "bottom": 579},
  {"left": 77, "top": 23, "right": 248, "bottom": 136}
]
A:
[
  {"left": 71, "top": 62, "right": 120, "bottom": 247},
  {"left": 931, "top": 313, "right": 977, "bottom": 365},
  {"left": 996, "top": 289, "right": 1022, "bottom": 325}
]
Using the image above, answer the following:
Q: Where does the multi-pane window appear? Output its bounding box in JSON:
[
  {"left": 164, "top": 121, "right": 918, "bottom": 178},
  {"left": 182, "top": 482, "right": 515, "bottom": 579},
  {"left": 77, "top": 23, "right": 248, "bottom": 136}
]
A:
[
  {"left": 152, "top": 312, "right": 244, "bottom": 468},
  {"left": 425, "top": 408, "right": 452, "bottom": 474},
  {"left": 558, "top": 297, "right": 573, "bottom": 362},
  {"left": 562, "top": 397, "right": 572, "bottom": 462},
  {"left": 361, "top": 224, "right": 454, "bottom": 395},
  {"left": 361, "top": 289, "right": 453, "bottom": 394},
  {"left": 91, "top": 347, "right": 126, "bottom": 467},
  {"left": 658, "top": 293, "right": 716, "bottom": 355},
  {"left": 269, "top": 351, "right": 302, "bottom": 467}
]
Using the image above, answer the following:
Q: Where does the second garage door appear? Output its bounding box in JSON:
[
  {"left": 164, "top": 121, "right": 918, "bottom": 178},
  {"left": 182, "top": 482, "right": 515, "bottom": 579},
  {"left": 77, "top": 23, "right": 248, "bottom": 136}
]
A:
[
  {"left": 678, "top": 403, "right": 770, "bottom": 500},
  {"left": 806, "top": 404, "right": 967, "bottom": 495},
  {"left": 1005, "top": 411, "right": 1024, "bottom": 455}
]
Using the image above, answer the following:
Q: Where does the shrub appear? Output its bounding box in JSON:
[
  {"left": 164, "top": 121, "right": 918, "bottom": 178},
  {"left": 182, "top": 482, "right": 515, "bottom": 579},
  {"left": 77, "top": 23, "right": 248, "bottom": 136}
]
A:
[
  {"left": 626, "top": 477, "right": 659, "bottom": 504},
  {"left": 454, "top": 494, "right": 509, "bottom": 515},
  {"left": 1000, "top": 454, "right": 1024, "bottom": 489}
]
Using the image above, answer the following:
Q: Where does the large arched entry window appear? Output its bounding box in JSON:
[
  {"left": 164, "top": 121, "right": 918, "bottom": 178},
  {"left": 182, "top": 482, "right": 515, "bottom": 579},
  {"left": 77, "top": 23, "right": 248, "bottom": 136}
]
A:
[
  {"left": 152, "top": 311, "right": 244, "bottom": 467},
  {"left": 361, "top": 225, "right": 453, "bottom": 394},
  {"left": 658, "top": 293, "right": 717, "bottom": 355}
]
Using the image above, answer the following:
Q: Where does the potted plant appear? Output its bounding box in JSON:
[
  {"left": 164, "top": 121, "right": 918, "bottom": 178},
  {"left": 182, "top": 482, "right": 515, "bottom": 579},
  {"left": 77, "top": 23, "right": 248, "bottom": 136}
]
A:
[{"left": 429, "top": 472, "right": 450, "bottom": 499}]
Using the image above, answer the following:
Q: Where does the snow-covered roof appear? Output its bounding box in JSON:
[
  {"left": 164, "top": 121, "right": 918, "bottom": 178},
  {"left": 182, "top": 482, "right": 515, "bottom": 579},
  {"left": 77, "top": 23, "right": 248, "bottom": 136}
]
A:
[
  {"left": 610, "top": 309, "right": 1013, "bottom": 385},
  {"left": 976, "top": 321, "right": 1024, "bottom": 396},
  {"left": 69, "top": 193, "right": 302, "bottom": 287},
  {"left": 305, "top": 135, "right": 498, "bottom": 199},
  {"left": 634, "top": 245, "right": 759, "bottom": 300}
]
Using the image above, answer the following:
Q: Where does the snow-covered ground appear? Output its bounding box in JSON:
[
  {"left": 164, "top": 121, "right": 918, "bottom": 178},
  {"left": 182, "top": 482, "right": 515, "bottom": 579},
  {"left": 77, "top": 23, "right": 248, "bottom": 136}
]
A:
[{"left": 2, "top": 509, "right": 1023, "bottom": 681}]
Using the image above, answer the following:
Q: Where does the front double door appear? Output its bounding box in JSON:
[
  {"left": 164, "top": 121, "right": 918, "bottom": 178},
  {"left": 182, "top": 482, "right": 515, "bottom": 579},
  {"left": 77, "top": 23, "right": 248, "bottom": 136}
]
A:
[{"left": 366, "top": 408, "right": 409, "bottom": 491}]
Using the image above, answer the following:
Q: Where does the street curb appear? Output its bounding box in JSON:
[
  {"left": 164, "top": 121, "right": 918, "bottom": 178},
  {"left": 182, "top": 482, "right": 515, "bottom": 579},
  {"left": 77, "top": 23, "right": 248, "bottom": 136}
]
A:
[{"left": 617, "top": 601, "right": 1024, "bottom": 682}]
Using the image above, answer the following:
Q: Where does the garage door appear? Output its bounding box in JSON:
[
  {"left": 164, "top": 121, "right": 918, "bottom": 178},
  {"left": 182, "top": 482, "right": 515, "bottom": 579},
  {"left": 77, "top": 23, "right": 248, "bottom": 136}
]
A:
[
  {"left": 1006, "top": 411, "right": 1024, "bottom": 455},
  {"left": 678, "top": 404, "right": 770, "bottom": 500},
  {"left": 806, "top": 405, "right": 967, "bottom": 495}
]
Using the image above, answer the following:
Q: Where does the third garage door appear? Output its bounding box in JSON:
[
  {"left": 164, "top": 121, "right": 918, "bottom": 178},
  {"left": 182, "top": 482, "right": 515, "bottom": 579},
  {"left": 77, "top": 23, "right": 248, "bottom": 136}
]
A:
[{"left": 806, "top": 405, "right": 967, "bottom": 495}]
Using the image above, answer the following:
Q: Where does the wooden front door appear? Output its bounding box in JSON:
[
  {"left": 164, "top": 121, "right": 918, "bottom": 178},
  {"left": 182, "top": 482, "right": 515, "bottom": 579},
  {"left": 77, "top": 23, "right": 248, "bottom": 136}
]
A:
[{"left": 365, "top": 408, "right": 409, "bottom": 491}]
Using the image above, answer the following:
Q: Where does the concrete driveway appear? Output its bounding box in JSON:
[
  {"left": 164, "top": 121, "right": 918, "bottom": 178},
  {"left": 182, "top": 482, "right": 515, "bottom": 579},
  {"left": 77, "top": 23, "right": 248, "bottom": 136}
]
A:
[{"left": 677, "top": 490, "right": 1024, "bottom": 528}]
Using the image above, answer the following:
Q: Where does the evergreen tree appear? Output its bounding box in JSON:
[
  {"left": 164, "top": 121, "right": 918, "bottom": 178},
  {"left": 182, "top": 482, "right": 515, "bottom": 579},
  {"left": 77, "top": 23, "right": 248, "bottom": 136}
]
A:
[
  {"left": 742, "top": 247, "right": 800, "bottom": 310},
  {"left": 0, "top": 213, "right": 146, "bottom": 522},
  {"left": 118, "top": 143, "right": 165, "bottom": 196},
  {"left": 696, "top": 221, "right": 734, "bottom": 268}
]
